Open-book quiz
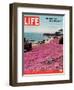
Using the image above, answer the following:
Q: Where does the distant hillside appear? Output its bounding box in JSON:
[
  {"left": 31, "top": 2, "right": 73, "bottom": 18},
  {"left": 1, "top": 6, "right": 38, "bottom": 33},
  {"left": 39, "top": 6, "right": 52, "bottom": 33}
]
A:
[{"left": 43, "top": 29, "right": 63, "bottom": 36}]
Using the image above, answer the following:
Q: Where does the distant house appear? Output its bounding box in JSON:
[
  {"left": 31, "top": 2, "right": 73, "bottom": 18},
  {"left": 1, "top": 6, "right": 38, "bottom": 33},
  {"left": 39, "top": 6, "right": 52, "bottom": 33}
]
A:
[{"left": 58, "top": 29, "right": 63, "bottom": 35}]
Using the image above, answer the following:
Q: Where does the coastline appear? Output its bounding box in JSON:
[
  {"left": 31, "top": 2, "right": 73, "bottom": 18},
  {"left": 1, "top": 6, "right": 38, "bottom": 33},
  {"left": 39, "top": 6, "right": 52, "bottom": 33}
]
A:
[{"left": 32, "top": 37, "right": 53, "bottom": 47}]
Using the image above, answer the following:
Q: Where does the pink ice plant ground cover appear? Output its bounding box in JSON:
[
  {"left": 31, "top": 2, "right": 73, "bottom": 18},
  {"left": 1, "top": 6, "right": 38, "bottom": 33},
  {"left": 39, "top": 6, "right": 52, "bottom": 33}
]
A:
[{"left": 23, "top": 37, "right": 63, "bottom": 74}]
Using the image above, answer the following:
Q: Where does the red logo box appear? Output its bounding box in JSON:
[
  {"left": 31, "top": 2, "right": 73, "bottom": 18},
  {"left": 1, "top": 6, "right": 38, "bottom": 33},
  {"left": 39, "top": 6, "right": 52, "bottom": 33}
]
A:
[{"left": 24, "top": 16, "right": 40, "bottom": 26}]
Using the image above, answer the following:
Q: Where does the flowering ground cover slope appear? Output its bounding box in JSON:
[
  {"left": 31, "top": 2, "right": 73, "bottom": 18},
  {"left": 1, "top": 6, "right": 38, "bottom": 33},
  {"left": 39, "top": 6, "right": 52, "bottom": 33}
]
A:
[{"left": 23, "top": 38, "right": 63, "bottom": 74}]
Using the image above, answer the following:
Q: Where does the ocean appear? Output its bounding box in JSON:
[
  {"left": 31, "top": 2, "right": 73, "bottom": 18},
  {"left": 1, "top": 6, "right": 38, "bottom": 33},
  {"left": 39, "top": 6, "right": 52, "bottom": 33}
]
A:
[{"left": 24, "top": 33, "right": 49, "bottom": 42}]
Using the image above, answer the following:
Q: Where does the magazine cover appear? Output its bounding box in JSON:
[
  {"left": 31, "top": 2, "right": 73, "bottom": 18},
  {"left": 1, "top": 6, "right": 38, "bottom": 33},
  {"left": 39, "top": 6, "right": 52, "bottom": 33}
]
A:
[{"left": 22, "top": 13, "right": 64, "bottom": 75}]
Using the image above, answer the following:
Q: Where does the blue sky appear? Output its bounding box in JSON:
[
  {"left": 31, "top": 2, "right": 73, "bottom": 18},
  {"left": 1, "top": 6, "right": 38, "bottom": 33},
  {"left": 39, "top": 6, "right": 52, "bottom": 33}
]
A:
[{"left": 24, "top": 14, "right": 64, "bottom": 33}]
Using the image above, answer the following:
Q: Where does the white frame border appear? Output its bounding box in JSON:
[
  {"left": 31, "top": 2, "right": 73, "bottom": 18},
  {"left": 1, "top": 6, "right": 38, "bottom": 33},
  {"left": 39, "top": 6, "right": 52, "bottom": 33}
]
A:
[{"left": 17, "top": 7, "right": 70, "bottom": 83}]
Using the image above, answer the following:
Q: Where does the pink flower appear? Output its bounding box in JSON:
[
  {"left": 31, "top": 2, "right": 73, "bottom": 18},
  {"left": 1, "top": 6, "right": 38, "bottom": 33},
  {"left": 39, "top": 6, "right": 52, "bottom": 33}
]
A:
[{"left": 23, "top": 38, "right": 63, "bottom": 74}]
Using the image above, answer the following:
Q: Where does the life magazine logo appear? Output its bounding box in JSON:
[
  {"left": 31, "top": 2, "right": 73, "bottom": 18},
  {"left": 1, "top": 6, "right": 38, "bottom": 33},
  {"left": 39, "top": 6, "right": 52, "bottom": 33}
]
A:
[{"left": 24, "top": 16, "right": 40, "bottom": 26}]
